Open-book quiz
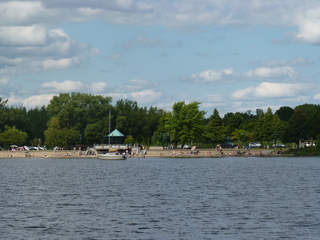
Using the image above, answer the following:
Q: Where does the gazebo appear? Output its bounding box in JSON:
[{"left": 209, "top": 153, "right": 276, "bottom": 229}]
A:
[{"left": 104, "top": 129, "right": 125, "bottom": 144}]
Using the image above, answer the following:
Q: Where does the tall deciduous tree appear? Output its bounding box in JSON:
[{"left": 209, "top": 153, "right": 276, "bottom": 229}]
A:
[
  {"left": 115, "top": 99, "right": 140, "bottom": 137},
  {"left": 47, "top": 93, "right": 112, "bottom": 144},
  {"left": 282, "top": 109, "right": 308, "bottom": 145},
  {"left": 0, "top": 97, "right": 8, "bottom": 108},
  {"left": 258, "top": 107, "right": 274, "bottom": 144},
  {"left": 140, "top": 107, "right": 163, "bottom": 145},
  {"left": 26, "top": 106, "right": 49, "bottom": 142},
  {"left": 167, "top": 101, "right": 206, "bottom": 146},
  {"left": 256, "top": 108, "right": 284, "bottom": 145},
  {"left": 0, "top": 107, "right": 27, "bottom": 134},
  {"left": 44, "top": 117, "right": 79, "bottom": 148},
  {"left": 224, "top": 113, "right": 244, "bottom": 136},
  {"left": 307, "top": 107, "right": 320, "bottom": 140},
  {"left": 84, "top": 121, "right": 106, "bottom": 144},
  {"left": 275, "top": 106, "right": 294, "bottom": 122},
  {"left": 295, "top": 103, "right": 319, "bottom": 117},
  {"left": 204, "top": 108, "right": 225, "bottom": 145},
  {"left": 155, "top": 111, "right": 170, "bottom": 146},
  {"left": 0, "top": 125, "right": 28, "bottom": 147},
  {"left": 0, "top": 98, "right": 8, "bottom": 128}
]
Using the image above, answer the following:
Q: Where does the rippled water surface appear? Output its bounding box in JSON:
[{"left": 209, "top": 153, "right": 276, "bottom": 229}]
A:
[{"left": 1, "top": 157, "right": 320, "bottom": 239}]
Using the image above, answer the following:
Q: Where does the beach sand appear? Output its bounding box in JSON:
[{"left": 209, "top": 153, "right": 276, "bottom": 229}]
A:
[{"left": 0, "top": 148, "right": 278, "bottom": 159}]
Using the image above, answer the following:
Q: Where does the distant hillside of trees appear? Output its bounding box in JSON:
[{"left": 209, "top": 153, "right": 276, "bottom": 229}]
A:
[{"left": 0, "top": 93, "right": 319, "bottom": 149}]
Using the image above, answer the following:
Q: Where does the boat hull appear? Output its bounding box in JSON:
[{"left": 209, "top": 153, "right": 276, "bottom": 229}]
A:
[{"left": 98, "top": 153, "right": 127, "bottom": 160}]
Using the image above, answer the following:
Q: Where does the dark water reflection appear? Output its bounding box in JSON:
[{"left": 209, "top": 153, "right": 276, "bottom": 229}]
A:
[{"left": 1, "top": 157, "right": 320, "bottom": 239}]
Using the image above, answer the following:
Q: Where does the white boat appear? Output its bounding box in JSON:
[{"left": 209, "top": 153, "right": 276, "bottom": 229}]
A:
[
  {"left": 98, "top": 151, "right": 127, "bottom": 160},
  {"left": 96, "top": 111, "right": 127, "bottom": 160}
]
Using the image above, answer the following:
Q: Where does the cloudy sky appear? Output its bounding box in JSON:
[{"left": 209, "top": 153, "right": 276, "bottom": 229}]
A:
[{"left": 1, "top": 0, "right": 320, "bottom": 116}]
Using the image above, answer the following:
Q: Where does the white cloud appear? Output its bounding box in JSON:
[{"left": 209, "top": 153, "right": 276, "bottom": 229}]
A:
[
  {"left": 230, "top": 82, "right": 310, "bottom": 100},
  {"left": 38, "top": 80, "right": 124, "bottom": 95},
  {"left": 7, "top": 94, "right": 23, "bottom": 106},
  {"left": 43, "top": 57, "right": 80, "bottom": 70},
  {"left": 88, "top": 82, "right": 113, "bottom": 93},
  {"left": 0, "top": 28, "right": 99, "bottom": 75},
  {"left": 2, "top": 0, "right": 320, "bottom": 114},
  {"left": 253, "top": 82, "right": 304, "bottom": 97},
  {"left": 0, "top": 1, "right": 318, "bottom": 42},
  {"left": 40, "top": 80, "right": 83, "bottom": 93},
  {"left": 246, "top": 67, "right": 297, "bottom": 79},
  {"left": 0, "top": 1, "right": 47, "bottom": 26},
  {"left": 182, "top": 68, "right": 234, "bottom": 83},
  {"left": 0, "top": 1, "right": 301, "bottom": 33},
  {"left": 289, "top": 8, "right": 320, "bottom": 44},
  {"left": 130, "top": 89, "right": 162, "bottom": 104},
  {"left": 116, "top": 0, "right": 134, "bottom": 8},
  {"left": 0, "top": 25, "right": 48, "bottom": 46},
  {"left": 21, "top": 94, "right": 56, "bottom": 109},
  {"left": 108, "top": 89, "right": 162, "bottom": 105},
  {"left": 230, "top": 86, "right": 255, "bottom": 100},
  {"left": 183, "top": 66, "right": 298, "bottom": 84},
  {"left": 313, "top": 93, "right": 320, "bottom": 100},
  {"left": 117, "top": 79, "right": 158, "bottom": 92}
]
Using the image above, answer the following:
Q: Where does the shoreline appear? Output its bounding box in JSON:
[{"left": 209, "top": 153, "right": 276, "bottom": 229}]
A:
[{"left": 0, "top": 148, "right": 286, "bottom": 159}]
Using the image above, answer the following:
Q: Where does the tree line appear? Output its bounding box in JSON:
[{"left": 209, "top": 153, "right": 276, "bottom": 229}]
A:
[{"left": 0, "top": 93, "right": 319, "bottom": 149}]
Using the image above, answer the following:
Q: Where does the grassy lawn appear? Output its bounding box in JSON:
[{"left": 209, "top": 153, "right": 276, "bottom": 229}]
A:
[{"left": 283, "top": 147, "right": 320, "bottom": 156}]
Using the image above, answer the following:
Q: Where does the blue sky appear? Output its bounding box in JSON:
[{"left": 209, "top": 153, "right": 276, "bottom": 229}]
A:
[{"left": 1, "top": 0, "right": 320, "bottom": 116}]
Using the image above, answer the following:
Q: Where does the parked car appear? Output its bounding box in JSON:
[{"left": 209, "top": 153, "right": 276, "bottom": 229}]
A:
[
  {"left": 177, "top": 144, "right": 191, "bottom": 149},
  {"left": 220, "top": 142, "right": 237, "bottom": 148},
  {"left": 305, "top": 142, "right": 316, "bottom": 147},
  {"left": 249, "top": 142, "right": 262, "bottom": 148},
  {"left": 272, "top": 143, "right": 286, "bottom": 148}
]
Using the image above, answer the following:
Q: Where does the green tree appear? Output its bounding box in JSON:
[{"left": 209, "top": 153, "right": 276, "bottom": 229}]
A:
[
  {"left": 282, "top": 109, "right": 308, "bottom": 145},
  {"left": 83, "top": 121, "right": 106, "bottom": 144},
  {"left": 125, "top": 135, "right": 135, "bottom": 144},
  {"left": 258, "top": 107, "right": 274, "bottom": 145},
  {"left": 44, "top": 117, "right": 62, "bottom": 147},
  {"left": 275, "top": 106, "right": 294, "bottom": 122},
  {"left": 0, "top": 98, "right": 8, "bottom": 128},
  {"left": 0, "top": 125, "right": 28, "bottom": 147},
  {"left": 307, "top": 107, "right": 320, "bottom": 140},
  {"left": 256, "top": 108, "right": 264, "bottom": 116},
  {"left": 231, "top": 128, "right": 252, "bottom": 146},
  {"left": 204, "top": 108, "right": 225, "bottom": 145},
  {"left": 115, "top": 99, "right": 140, "bottom": 137},
  {"left": 295, "top": 103, "right": 319, "bottom": 117},
  {"left": 115, "top": 99, "right": 150, "bottom": 144},
  {"left": 0, "top": 107, "right": 27, "bottom": 133},
  {"left": 0, "top": 97, "right": 8, "bottom": 108},
  {"left": 224, "top": 112, "right": 244, "bottom": 136},
  {"left": 25, "top": 106, "right": 49, "bottom": 143},
  {"left": 167, "top": 101, "right": 206, "bottom": 147},
  {"left": 44, "top": 117, "right": 79, "bottom": 148},
  {"left": 140, "top": 107, "right": 163, "bottom": 146},
  {"left": 155, "top": 111, "right": 170, "bottom": 146},
  {"left": 47, "top": 93, "right": 112, "bottom": 144}
]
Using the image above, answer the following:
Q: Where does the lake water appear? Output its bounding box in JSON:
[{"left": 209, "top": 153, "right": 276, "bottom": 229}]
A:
[{"left": 1, "top": 156, "right": 320, "bottom": 240}]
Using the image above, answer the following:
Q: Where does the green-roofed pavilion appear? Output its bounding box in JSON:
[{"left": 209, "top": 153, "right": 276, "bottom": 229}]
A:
[
  {"left": 108, "top": 129, "right": 124, "bottom": 137},
  {"left": 102, "top": 129, "right": 125, "bottom": 144}
]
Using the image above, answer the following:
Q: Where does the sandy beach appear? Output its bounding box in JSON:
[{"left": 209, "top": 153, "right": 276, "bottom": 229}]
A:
[{"left": 0, "top": 148, "right": 278, "bottom": 159}]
